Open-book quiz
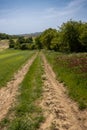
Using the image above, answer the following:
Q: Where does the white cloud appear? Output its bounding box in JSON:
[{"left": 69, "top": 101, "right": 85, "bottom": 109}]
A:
[
  {"left": 0, "top": 0, "right": 87, "bottom": 34},
  {"left": 42, "top": 0, "right": 86, "bottom": 18},
  {"left": 38, "top": 0, "right": 87, "bottom": 27},
  {"left": 67, "top": 0, "right": 86, "bottom": 8}
]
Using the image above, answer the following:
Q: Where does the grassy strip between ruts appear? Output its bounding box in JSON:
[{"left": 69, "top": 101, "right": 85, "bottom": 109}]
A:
[
  {"left": 44, "top": 50, "right": 87, "bottom": 110},
  {"left": 0, "top": 53, "right": 44, "bottom": 130},
  {"left": 0, "top": 49, "right": 35, "bottom": 88}
]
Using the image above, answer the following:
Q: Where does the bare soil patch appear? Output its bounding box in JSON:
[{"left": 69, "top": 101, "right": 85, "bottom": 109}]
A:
[
  {"left": 40, "top": 53, "right": 87, "bottom": 130},
  {"left": 0, "top": 40, "right": 9, "bottom": 51},
  {"left": 0, "top": 54, "right": 37, "bottom": 121}
]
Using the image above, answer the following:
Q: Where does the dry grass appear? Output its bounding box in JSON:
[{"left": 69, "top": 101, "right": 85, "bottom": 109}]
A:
[{"left": 0, "top": 40, "right": 9, "bottom": 51}]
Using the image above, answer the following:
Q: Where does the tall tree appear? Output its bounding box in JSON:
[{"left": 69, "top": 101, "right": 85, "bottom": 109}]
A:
[{"left": 60, "top": 20, "right": 81, "bottom": 52}]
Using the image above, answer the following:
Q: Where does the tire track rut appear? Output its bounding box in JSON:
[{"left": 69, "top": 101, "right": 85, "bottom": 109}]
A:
[
  {"left": 0, "top": 54, "right": 37, "bottom": 121},
  {"left": 40, "top": 53, "right": 87, "bottom": 130}
]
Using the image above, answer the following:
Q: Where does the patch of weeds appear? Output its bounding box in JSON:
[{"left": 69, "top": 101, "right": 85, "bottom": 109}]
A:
[
  {"left": 79, "top": 101, "right": 87, "bottom": 110},
  {"left": 8, "top": 115, "right": 44, "bottom": 130},
  {"left": 44, "top": 50, "right": 87, "bottom": 109},
  {"left": 0, "top": 118, "right": 10, "bottom": 128}
]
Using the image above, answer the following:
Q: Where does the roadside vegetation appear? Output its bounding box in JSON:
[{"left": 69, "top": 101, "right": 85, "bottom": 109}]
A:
[
  {"left": 36, "top": 20, "right": 87, "bottom": 52},
  {"left": 44, "top": 50, "right": 87, "bottom": 110},
  {"left": 1, "top": 20, "right": 87, "bottom": 52},
  {"left": 0, "top": 19, "right": 87, "bottom": 112},
  {"left": 9, "top": 36, "right": 37, "bottom": 50},
  {"left": 0, "top": 49, "right": 35, "bottom": 88},
  {"left": 0, "top": 53, "right": 44, "bottom": 130}
]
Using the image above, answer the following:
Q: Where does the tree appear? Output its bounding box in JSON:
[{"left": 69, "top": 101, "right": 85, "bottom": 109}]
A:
[
  {"left": 17, "top": 36, "right": 25, "bottom": 44},
  {"left": 0, "top": 33, "right": 10, "bottom": 40},
  {"left": 35, "top": 36, "right": 43, "bottom": 50},
  {"left": 59, "top": 20, "right": 82, "bottom": 52},
  {"left": 9, "top": 39, "right": 15, "bottom": 48},
  {"left": 14, "top": 41, "right": 21, "bottom": 49},
  {"left": 20, "top": 43, "right": 28, "bottom": 50},
  {"left": 40, "top": 28, "right": 57, "bottom": 49},
  {"left": 26, "top": 37, "right": 33, "bottom": 43},
  {"left": 50, "top": 32, "right": 61, "bottom": 51},
  {"left": 79, "top": 23, "right": 87, "bottom": 51}
]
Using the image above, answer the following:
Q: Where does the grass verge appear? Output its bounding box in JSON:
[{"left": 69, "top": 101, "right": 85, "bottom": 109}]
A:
[
  {"left": 44, "top": 50, "right": 87, "bottom": 110},
  {"left": 0, "top": 53, "right": 44, "bottom": 130},
  {"left": 0, "top": 49, "right": 35, "bottom": 88}
]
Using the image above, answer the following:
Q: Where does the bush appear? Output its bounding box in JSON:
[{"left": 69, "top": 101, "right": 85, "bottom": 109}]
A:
[
  {"left": 14, "top": 42, "right": 21, "bottom": 49},
  {"left": 20, "top": 43, "right": 29, "bottom": 50},
  {"left": 9, "top": 39, "right": 15, "bottom": 48}
]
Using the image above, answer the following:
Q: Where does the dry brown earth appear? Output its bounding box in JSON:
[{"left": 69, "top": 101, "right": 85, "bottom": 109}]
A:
[
  {"left": 39, "top": 53, "right": 87, "bottom": 130},
  {"left": 0, "top": 54, "right": 37, "bottom": 121},
  {"left": 0, "top": 40, "right": 9, "bottom": 51}
]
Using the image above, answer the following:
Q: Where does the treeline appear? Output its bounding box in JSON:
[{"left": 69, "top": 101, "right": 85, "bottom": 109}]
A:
[
  {"left": 9, "top": 36, "right": 37, "bottom": 50},
  {"left": 8, "top": 20, "right": 87, "bottom": 52},
  {"left": 0, "top": 33, "right": 19, "bottom": 40},
  {"left": 35, "top": 20, "right": 87, "bottom": 52},
  {"left": 0, "top": 33, "right": 10, "bottom": 40}
]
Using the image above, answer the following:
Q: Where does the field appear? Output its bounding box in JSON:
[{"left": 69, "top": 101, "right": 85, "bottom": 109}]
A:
[
  {"left": 0, "top": 49, "right": 87, "bottom": 130},
  {"left": 44, "top": 50, "right": 87, "bottom": 109},
  {"left": 0, "top": 49, "right": 35, "bottom": 87},
  {"left": 1, "top": 53, "right": 44, "bottom": 130}
]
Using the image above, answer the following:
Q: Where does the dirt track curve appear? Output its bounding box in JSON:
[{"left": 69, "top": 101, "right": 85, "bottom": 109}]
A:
[
  {"left": 0, "top": 54, "right": 37, "bottom": 121},
  {"left": 40, "top": 53, "right": 87, "bottom": 130}
]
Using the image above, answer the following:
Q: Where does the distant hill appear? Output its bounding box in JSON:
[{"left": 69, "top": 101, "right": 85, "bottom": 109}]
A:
[
  {"left": 0, "top": 32, "right": 42, "bottom": 39},
  {"left": 18, "top": 32, "right": 42, "bottom": 37}
]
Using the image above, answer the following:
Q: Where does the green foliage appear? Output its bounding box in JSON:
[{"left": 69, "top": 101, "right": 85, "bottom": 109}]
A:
[
  {"left": 0, "top": 33, "right": 10, "bottom": 40},
  {"left": 14, "top": 41, "right": 20, "bottom": 49},
  {"left": 79, "top": 23, "right": 87, "bottom": 51},
  {"left": 8, "top": 36, "right": 37, "bottom": 50},
  {"left": 2, "top": 20, "right": 87, "bottom": 52},
  {"left": 17, "top": 36, "right": 26, "bottom": 44},
  {"left": 59, "top": 20, "right": 82, "bottom": 52},
  {"left": 0, "top": 118, "right": 10, "bottom": 128},
  {"left": 36, "top": 20, "right": 87, "bottom": 52},
  {"left": 40, "top": 28, "right": 57, "bottom": 49},
  {"left": 20, "top": 43, "right": 28, "bottom": 50},
  {"left": 9, "top": 39, "right": 15, "bottom": 48},
  {"left": 50, "top": 34, "right": 60, "bottom": 51},
  {"left": 29, "top": 43, "right": 37, "bottom": 50},
  {"left": 44, "top": 50, "right": 87, "bottom": 109},
  {"left": 26, "top": 37, "right": 33, "bottom": 43},
  {"left": 35, "top": 36, "right": 43, "bottom": 49},
  {"left": 0, "top": 33, "right": 23, "bottom": 41}
]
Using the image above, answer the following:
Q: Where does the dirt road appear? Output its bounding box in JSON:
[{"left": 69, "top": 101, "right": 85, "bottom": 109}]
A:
[
  {"left": 0, "top": 52, "right": 87, "bottom": 130},
  {"left": 0, "top": 54, "right": 37, "bottom": 121},
  {"left": 40, "top": 53, "right": 87, "bottom": 130}
]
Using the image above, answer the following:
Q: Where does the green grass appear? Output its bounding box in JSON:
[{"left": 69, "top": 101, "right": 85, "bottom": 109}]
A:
[
  {"left": 44, "top": 50, "right": 87, "bottom": 110},
  {"left": 1, "top": 53, "right": 44, "bottom": 130},
  {"left": 0, "top": 49, "right": 35, "bottom": 88}
]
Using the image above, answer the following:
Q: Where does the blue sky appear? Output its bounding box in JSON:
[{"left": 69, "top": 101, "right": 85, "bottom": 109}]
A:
[{"left": 0, "top": 0, "right": 87, "bottom": 34}]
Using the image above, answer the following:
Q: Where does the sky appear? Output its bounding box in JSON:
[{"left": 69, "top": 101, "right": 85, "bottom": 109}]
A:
[{"left": 0, "top": 0, "right": 87, "bottom": 34}]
